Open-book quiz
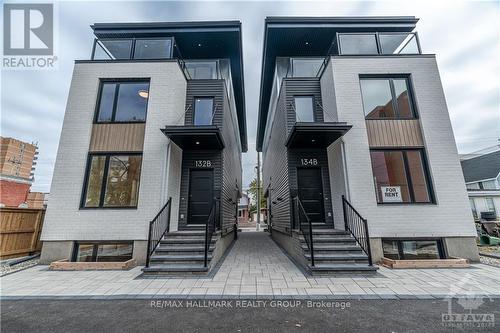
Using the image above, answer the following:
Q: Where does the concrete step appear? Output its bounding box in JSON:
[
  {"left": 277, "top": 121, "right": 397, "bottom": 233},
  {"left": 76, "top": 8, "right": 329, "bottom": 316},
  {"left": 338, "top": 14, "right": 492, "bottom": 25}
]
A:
[
  {"left": 310, "top": 229, "right": 349, "bottom": 235},
  {"left": 150, "top": 254, "right": 213, "bottom": 264},
  {"left": 308, "top": 263, "right": 378, "bottom": 274},
  {"left": 300, "top": 236, "right": 356, "bottom": 244},
  {"left": 160, "top": 238, "right": 216, "bottom": 245},
  {"left": 142, "top": 264, "right": 209, "bottom": 276},
  {"left": 304, "top": 253, "right": 368, "bottom": 261},
  {"left": 166, "top": 231, "right": 206, "bottom": 238}
]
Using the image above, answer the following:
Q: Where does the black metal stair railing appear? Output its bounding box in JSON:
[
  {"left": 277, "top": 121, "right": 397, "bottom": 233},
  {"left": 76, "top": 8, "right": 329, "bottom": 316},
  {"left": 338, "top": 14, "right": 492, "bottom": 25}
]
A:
[
  {"left": 204, "top": 199, "right": 220, "bottom": 268},
  {"left": 292, "top": 196, "right": 315, "bottom": 266},
  {"left": 145, "top": 197, "right": 172, "bottom": 268},
  {"left": 342, "top": 195, "right": 373, "bottom": 266}
]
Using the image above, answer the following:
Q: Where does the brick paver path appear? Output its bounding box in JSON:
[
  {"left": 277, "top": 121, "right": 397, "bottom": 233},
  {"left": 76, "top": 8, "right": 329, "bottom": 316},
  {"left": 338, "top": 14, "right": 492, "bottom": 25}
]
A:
[{"left": 2, "top": 232, "right": 500, "bottom": 299}]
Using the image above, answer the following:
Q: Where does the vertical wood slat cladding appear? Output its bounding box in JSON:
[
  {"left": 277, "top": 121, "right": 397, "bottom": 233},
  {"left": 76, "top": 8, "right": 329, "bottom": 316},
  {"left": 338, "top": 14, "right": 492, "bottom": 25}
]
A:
[
  {"left": 262, "top": 82, "right": 291, "bottom": 233},
  {"left": 177, "top": 150, "right": 222, "bottom": 228},
  {"left": 220, "top": 83, "right": 242, "bottom": 233},
  {"left": 89, "top": 123, "right": 145, "bottom": 152},
  {"left": 184, "top": 80, "right": 224, "bottom": 127},
  {"left": 366, "top": 119, "right": 424, "bottom": 147}
]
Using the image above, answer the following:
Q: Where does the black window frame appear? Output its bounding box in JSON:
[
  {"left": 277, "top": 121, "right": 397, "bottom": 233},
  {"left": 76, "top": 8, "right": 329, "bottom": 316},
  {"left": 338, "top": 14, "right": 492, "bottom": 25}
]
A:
[
  {"left": 382, "top": 238, "right": 446, "bottom": 260},
  {"left": 94, "top": 79, "right": 151, "bottom": 124},
  {"left": 293, "top": 95, "right": 316, "bottom": 122},
  {"left": 370, "top": 148, "right": 435, "bottom": 205},
  {"left": 80, "top": 152, "right": 143, "bottom": 209},
  {"left": 359, "top": 75, "right": 418, "bottom": 120},
  {"left": 193, "top": 96, "right": 215, "bottom": 125},
  {"left": 72, "top": 241, "right": 134, "bottom": 262}
]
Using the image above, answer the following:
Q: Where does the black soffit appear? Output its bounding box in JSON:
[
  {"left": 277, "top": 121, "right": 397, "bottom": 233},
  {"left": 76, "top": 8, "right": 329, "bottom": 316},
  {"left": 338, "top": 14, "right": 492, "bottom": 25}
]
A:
[
  {"left": 162, "top": 125, "right": 225, "bottom": 150},
  {"left": 256, "top": 16, "right": 419, "bottom": 151},
  {"left": 285, "top": 122, "right": 353, "bottom": 149},
  {"left": 91, "top": 21, "right": 247, "bottom": 152}
]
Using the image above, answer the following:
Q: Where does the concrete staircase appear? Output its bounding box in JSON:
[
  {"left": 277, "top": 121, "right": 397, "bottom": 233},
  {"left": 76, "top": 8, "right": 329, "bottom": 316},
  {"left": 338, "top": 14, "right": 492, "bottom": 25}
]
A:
[
  {"left": 299, "top": 229, "right": 378, "bottom": 275},
  {"left": 142, "top": 230, "right": 219, "bottom": 276}
]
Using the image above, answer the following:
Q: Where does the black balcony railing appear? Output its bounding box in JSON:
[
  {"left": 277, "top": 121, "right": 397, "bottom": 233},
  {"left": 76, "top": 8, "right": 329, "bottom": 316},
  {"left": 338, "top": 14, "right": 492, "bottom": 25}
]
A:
[
  {"left": 145, "top": 197, "right": 172, "bottom": 268},
  {"left": 342, "top": 195, "right": 373, "bottom": 265},
  {"left": 204, "top": 199, "right": 220, "bottom": 268},
  {"left": 292, "top": 196, "right": 315, "bottom": 266}
]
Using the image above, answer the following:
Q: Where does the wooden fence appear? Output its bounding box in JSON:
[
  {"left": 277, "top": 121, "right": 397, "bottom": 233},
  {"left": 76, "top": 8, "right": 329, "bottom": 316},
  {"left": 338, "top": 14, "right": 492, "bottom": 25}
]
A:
[{"left": 0, "top": 207, "right": 45, "bottom": 259}]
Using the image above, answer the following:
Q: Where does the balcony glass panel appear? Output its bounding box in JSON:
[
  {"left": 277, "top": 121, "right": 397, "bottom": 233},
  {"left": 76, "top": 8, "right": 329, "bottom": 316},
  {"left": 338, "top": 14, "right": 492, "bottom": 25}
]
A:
[
  {"left": 134, "top": 39, "right": 172, "bottom": 59},
  {"left": 94, "top": 39, "right": 132, "bottom": 60},
  {"left": 185, "top": 61, "right": 219, "bottom": 79},
  {"left": 379, "top": 33, "right": 419, "bottom": 54},
  {"left": 339, "top": 34, "right": 378, "bottom": 55},
  {"left": 291, "top": 58, "right": 324, "bottom": 77}
]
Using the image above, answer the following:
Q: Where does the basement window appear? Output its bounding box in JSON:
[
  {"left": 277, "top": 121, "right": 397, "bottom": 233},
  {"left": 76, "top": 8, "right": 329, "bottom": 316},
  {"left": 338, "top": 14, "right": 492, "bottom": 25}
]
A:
[
  {"left": 73, "top": 242, "right": 133, "bottom": 262},
  {"left": 382, "top": 239, "right": 444, "bottom": 260}
]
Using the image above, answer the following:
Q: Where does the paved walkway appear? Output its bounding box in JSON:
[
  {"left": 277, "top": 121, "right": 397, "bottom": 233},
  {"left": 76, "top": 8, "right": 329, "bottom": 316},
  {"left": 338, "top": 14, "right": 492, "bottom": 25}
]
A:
[{"left": 2, "top": 232, "right": 500, "bottom": 299}]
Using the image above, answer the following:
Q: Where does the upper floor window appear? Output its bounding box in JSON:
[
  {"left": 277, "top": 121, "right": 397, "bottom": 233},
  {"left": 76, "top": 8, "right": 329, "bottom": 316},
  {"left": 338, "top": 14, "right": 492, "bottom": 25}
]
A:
[
  {"left": 82, "top": 153, "right": 142, "bottom": 208},
  {"left": 194, "top": 97, "right": 214, "bottom": 125},
  {"left": 294, "top": 96, "right": 315, "bottom": 122},
  {"left": 370, "top": 149, "right": 433, "bottom": 204},
  {"left": 360, "top": 77, "right": 415, "bottom": 119},
  {"left": 96, "top": 80, "right": 150, "bottom": 123}
]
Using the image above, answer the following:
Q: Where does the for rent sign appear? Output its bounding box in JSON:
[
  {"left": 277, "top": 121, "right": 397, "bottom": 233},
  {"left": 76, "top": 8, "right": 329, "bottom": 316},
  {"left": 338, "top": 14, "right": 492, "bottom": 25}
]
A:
[{"left": 381, "top": 186, "right": 402, "bottom": 203}]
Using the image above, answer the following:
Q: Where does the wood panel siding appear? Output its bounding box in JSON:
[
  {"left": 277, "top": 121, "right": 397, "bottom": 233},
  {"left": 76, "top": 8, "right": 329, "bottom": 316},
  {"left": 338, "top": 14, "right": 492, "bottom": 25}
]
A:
[
  {"left": 89, "top": 123, "right": 145, "bottom": 152},
  {"left": 366, "top": 119, "right": 424, "bottom": 148}
]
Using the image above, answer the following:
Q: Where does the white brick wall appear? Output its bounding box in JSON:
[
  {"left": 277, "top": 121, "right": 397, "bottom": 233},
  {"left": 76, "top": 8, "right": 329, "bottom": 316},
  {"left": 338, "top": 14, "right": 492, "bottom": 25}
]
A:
[
  {"left": 41, "top": 61, "right": 187, "bottom": 241},
  {"left": 325, "top": 55, "right": 476, "bottom": 238}
]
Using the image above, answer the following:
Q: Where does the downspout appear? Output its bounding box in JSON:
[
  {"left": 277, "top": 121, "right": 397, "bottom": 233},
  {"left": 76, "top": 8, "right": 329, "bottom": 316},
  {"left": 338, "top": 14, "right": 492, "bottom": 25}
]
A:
[{"left": 340, "top": 138, "right": 351, "bottom": 201}]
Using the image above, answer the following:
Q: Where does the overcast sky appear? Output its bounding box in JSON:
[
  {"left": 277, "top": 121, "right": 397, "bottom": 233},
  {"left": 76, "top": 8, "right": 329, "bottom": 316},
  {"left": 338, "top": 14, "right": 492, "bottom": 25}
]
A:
[{"left": 1, "top": 0, "right": 499, "bottom": 192}]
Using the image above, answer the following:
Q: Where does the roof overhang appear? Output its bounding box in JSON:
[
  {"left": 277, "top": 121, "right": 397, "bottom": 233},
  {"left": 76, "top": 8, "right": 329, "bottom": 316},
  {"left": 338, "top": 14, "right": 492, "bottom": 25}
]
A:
[
  {"left": 162, "top": 125, "right": 225, "bottom": 150},
  {"left": 257, "top": 16, "right": 419, "bottom": 151},
  {"left": 285, "top": 122, "right": 352, "bottom": 149},
  {"left": 91, "top": 21, "right": 247, "bottom": 152}
]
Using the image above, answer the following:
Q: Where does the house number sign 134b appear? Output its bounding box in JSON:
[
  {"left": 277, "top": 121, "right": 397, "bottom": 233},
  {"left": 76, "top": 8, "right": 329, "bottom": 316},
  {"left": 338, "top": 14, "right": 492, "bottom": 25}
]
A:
[
  {"left": 300, "top": 158, "right": 318, "bottom": 166},
  {"left": 195, "top": 160, "right": 212, "bottom": 167}
]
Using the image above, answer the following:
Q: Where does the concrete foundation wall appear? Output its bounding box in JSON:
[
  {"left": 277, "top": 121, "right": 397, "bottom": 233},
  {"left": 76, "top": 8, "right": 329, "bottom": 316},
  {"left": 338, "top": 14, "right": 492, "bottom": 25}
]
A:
[{"left": 40, "top": 241, "right": 73, "bottom": 264}]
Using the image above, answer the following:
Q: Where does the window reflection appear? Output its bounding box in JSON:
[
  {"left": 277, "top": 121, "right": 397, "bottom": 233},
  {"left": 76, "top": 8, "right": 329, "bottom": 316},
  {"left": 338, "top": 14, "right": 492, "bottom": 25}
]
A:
[
  {"left": 96, "top": 81, "right": 149, "bottom": 123},
  {"left": 339, "top": 34, "right": 378, "bottom": 55},
  {"left": 103, "top": 155, "right": 142, "bottom": 207},
  {"left": 134, "top": 39, "right": 172, "bottom": 59},
  {"left": 294, "top": 96, "right": 315, "bottom": 122},
  {"left": 194, "top": 98, "right": 214, "bottom": 125},
  {"left": 379, "top": 34, "right": 419, "bottom": 54}
]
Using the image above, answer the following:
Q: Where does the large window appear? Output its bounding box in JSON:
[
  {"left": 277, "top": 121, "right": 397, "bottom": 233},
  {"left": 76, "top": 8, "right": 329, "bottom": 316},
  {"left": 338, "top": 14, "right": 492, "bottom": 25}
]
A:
[
  {"left": 486, "top": 198, "right": 496, "bottom": 213},
  {"left": 95, "top": 81, "right": 150, "bottom": 123},
  {"left": 74, "top": 242, "right": 133, "bottom": 262},
  {"left": 370, "top": 149, "right": 433, "bottom": 203},
  {"left": 82, "top": 154, "right": 142, "bottom": 208},
  {"left": 360, "top": 77, "right": 415, "bottom": 119},
  {"left": 294, "top": 96, "right": 315, "bottom": 122},
  {"left": 382, "top": 239, "right": 443, "bottom": 260},
  {"left": 193, "top": 97, "right": 214, "bottom": 125}
]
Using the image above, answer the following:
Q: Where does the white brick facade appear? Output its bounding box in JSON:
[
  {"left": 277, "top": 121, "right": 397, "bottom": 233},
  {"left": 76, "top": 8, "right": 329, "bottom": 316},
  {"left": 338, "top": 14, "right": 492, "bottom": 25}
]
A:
[
  {"left": 41, "top": 61, "right": 186, "bottom": 241},
  {"left": 324, "top": 55, "right": 476, "bottom": 238}
]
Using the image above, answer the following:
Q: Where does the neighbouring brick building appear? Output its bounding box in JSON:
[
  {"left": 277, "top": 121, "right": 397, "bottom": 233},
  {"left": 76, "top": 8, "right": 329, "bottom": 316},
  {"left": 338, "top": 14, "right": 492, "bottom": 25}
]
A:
[{"left": 0, "top": 137, "right": 40, "bottom": 207}]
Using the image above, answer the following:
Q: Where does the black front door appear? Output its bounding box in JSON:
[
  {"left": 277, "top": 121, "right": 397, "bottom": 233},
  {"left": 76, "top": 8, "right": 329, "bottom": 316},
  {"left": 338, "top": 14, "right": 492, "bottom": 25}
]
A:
[
  {"left": 297, "top": 168, "right": 325, "bottom": 224},
  {"left": 188, "top": 169, "right": 214, "bottom": 224}
]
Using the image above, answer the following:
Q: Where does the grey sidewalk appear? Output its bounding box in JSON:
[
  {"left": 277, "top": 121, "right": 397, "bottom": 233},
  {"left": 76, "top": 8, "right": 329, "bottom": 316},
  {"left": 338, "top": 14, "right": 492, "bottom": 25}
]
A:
[{"left": 2, "top": 232, "right": 500, "bottom": 299}]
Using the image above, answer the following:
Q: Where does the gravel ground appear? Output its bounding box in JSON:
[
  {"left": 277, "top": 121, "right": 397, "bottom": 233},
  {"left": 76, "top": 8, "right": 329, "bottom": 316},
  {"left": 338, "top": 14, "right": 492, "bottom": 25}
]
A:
[
  {"left": 0, "top": 258, "right": 39, "bottom": 276},
  {"left": 479, "top": 245, "right": 500, "bottom": 267}
]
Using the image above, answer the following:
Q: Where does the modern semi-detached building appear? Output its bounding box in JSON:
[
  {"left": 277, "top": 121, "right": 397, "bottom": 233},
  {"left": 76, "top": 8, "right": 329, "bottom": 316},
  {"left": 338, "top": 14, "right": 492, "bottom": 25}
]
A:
[
  {"left": 257, "top": 17, "right": 479, "bottom": 274},
  {"left": 40, "top": 21, "right": 247, "bottom": 274}
]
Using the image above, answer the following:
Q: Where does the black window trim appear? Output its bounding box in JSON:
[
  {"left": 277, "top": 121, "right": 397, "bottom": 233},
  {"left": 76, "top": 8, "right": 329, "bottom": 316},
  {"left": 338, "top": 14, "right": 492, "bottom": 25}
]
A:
[
  {"left": 94, "top": 78, "right": 151, "bottom": 124},
  {"left": 370, "top": 147, "right": 435, "bottom": 205},
  {"left": 359, "top": 74, "right": 418, "bottom": 120},
  {"left": 382, "top": 238, "right": 446, "bottom": 260},
  {"left": 293, "top": 95, "right": 316, "bottom": 122},
  {"left": 72, "top": 241, "right": 134, "bottom": 262},
  {"left": 193, "top": 96, "right": 215, "bottom": 125},
  {"left": 80, "top": 152, "right": 143, "bottom": 209}
]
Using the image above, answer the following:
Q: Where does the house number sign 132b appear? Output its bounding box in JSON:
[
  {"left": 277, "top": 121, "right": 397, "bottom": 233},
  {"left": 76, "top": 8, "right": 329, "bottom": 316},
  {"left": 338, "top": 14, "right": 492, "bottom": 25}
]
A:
[
  {"left": 300, "top": 158, "right": 318, "bottom": 166},
  {"left": 195, "top": 160, "right": 212, "bottom": 167}
]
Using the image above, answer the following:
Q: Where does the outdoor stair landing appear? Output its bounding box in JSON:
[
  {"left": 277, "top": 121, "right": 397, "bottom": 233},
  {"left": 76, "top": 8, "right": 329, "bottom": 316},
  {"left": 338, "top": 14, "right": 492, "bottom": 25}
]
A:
[{"left": 142, "top": 230, "right": 218, "bottom": 276}]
